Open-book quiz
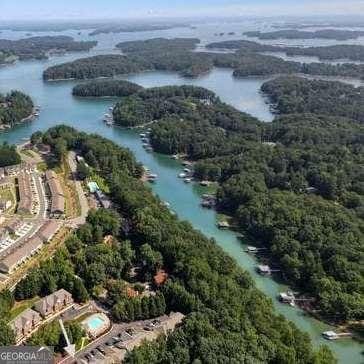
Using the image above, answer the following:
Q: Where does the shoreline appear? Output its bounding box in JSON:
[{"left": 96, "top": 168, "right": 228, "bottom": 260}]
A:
[{"left": 155, "top": 148, "right": 363, "bottom": 339}]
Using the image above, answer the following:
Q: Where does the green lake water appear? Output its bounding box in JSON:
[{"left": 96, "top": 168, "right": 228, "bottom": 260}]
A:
[{"left": 0, "top": 26, "right": 362, "bottom": 363}]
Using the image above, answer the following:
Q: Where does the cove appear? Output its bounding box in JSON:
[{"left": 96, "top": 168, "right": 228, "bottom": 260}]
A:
[{"left": 0, "top": 56, "right": 362, "bottom": 363}]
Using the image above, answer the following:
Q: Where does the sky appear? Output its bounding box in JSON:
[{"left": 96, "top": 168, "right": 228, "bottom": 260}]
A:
[{"left": 1, "top": 0, "right": 364, "bottom": 20}]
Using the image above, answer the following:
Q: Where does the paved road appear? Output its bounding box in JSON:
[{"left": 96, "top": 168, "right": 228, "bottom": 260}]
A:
[{"left": 67, "top": 152, "right": 89, "bottom": 227}]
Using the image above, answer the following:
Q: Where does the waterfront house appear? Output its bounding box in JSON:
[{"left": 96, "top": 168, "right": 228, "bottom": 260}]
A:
[
  {"left": 10, "top": 308, "right": 42, "bottom": 342},
  {"left": 34, "top": 289, "right": 73, "bottom": 318}
]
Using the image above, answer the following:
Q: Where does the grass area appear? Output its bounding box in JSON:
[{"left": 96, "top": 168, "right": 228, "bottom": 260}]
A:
[
  {"left": 36, "top": 162, "right": 48, "bottom": 172},
  {"left": 20, "top": 149, "right": 35, "bottom": 158},
  {"left": 0, "top": 186, "right": 16, "bottom": 213},
  {"left": 9, "top": 296, "right": 40, "bottom": 321},
  {"left": 59, "top": 158, "right": 81, "bottom": 219}
]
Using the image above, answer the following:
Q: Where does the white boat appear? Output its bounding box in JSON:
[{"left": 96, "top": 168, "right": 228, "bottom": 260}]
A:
[
  {"left": 183, "top": 168, "right": 191, "bottom": 173},
  {"left": 109, "top": 106, "right": 113, "bottom": 111},
  {"left": 171, "top": 155, "right": 179, "bottom": 160},
  {"left": 178, "top": 173, "right": 186, "bottom": 178},
  {"left": 184, "top": 178, "right": 192, "bottom": 183},
  {"left": 104, "top": 113, "right": 111, "bottom": 118},
  {"left": 322, "top": 331, "right": 339, "bottom": 340},
  {"left": 149, "top": 173, "right": 158, "bottom": 179},
  {"left": 140, "top": 133, "right": 146, "bottom": 137}
]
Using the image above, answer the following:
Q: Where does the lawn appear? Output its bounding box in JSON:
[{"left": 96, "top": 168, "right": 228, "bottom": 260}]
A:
[
  {"left": 9, "top": 296, "right": 40, "bottom": 321},
  {"left": 0, "top": 186, "right": 16, "bottom": 213}
]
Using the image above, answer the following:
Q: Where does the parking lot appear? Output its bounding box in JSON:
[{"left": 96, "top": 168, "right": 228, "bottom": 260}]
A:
[{"left": 61, "top": 313, "right": 184, "bottom": 364}]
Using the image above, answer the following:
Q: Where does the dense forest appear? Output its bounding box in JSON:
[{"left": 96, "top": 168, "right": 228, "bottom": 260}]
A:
[
  {"left": 109, "top": 84, "right": 364, "bottom": 323},
  {"left": 0, "top": 143, "right": 21, "bottom": 167},
  {"left": 261, "top": 76, "right": 364, "bottom": 122},
  {"left": 206, "top": 39, "right": 364, "bottom": 62},
  {"left": 0, "top": 125, "right": 335, "bottom": 363},
  {"left": 0, "top": 36, "right": 96, "bottom": 61},
  {"left": 243, "top": 29, "right": 364, "bottom": 40},
  {"left": 43, "top": 55, "right": 151, "bottom": 80},
  {"left": 43, "top": 37, "right": 364, "bottom": 81},
  {"left": 89, "top": 23, "right": 187, "bottom": 36},
  {"left": 72, "top": 79, "right": 143, "bottom": 97},
  {"left": 284, "top": 44, "right": 364, "bottom": 61},
  {"left": 115, "top": 37, "right": 200, "bottom": 53},
  {"left": 0, "top": 90, "right": 34, "bottom": 127}
]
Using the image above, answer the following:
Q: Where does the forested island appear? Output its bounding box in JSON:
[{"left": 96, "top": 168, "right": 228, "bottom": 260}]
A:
[
  {"left": 0, "top": 36, "right": 97, "bottom": 62},
  {"left": 207, "top": 39, "right": 364, "bottom": 63},
  {"left": 0, "top": 125, "right": 334, "bottom": 363},
  {"left": 110, "top": 84, "right": 363, "bottom": 324},
  {"left": 43, "top": 37, "right": 364, "bottom": 81},
  {"left": 261, "top": 76, "right": 364, "bottom": 122},
  {"left": 244, "top": 29, "right": 364, "bottom": 40},
  {"left": 72, "top": 79, "right": 143, "bottom": 97},
  {"left": 0, "top": 91, "right": 34, "bottom": 128},
  {"left": 89, "top": 23, "right": 188, "bottom": 36}
]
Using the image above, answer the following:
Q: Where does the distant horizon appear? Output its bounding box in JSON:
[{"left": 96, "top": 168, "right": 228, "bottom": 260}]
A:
[{"left": 1, "top": 0, "right": 364, "bottom": 21}]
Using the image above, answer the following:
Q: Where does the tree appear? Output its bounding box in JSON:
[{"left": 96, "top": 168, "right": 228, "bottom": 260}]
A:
[
  {"left": 0, "top": 320, "right": 15, "bottom": 345},
  {"left": 76, "top": 161, "right": 90, "bottom": 180},
  {"left": 71, "top": 278, "right": 89, "bottom": 303}
]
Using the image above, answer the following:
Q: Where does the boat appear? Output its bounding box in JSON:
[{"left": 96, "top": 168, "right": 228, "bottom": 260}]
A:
[
  {"left": 145, "top": 146, "right": 153, "bottom": 152},
  {"left": 322, "top": 331, "right": 339, "bottom": 340},
  {"left": 109, "top": 106, "right": 113, "bottom": 111},
  {"left": 184, "top": 178, "right": 192, "bottom": 183},
  {"left": 257, "top": 265, "right": 271, "bottom": 275},
  {"left": 278, "top": 291, "right": 295, "bottom": 304},
  {"left": 106, "top": 121, "right": 113, "bottom": 126},
  {"left": 200, "top": 181, "right": 210, "bottom": 186},
  {"left": 162, "top": 201, "right": 170, "bottom": 207},
  {"left": 171, "top": 155, "right": 179, "bottom": 160},
  {"left": 149, "top": 173, "right": 158, "bottom": 179},
  {"left": 104, "top": 113, "right": 111, "bottom": 118},
  {"left": 178, "top": 173, "right": 186, "bottom": 178},
  {"left": 140, "top": 133, "right": 146, "bottom": 138},
  {"left": 246, "top": 246, "right": 258, "bottom": 254},
  {"left": 183, "top": 168, "right": 191, "bottom": 173},
  {"left": 217, "top": 221, "right": 230, "bottom": 229}
]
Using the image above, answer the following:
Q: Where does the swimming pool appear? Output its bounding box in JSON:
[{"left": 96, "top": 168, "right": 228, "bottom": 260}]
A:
[
  {"left": 87, "top": 316, "right": 104, "bottom": 330},
  {"left": 82, "top": 313, "right": 110, "bottom": 338}
]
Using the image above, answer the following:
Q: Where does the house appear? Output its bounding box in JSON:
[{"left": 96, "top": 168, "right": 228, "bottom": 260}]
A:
[
  {"left": 0, "top": 199, "right": 11, "bottom": 213},
  {"left": 0, "top": 178, "right": 11, "bottom": 190},
  {"left": 154, "top": 269, "right": 168, "bottom": 286},
  {"left": 37, "top": 220, "right": 60, "bottom": 243},
  {"left": 17, "top": 172, "right": 32, "bottom": 214},
  {"left": 0, "top": 236, "right": 43, "bottom": 273},
  {"left": 10, "top": 308, "right": 42, "bottom": 342},
  {"left": 34, "top": 289, "right": 73, "bottom": 318},
  {"left": 6, "top": 218, "right": 22, "bottom": 234},
  {"left": 45, "top": 170, "right": 65, "bottom": 218}
]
